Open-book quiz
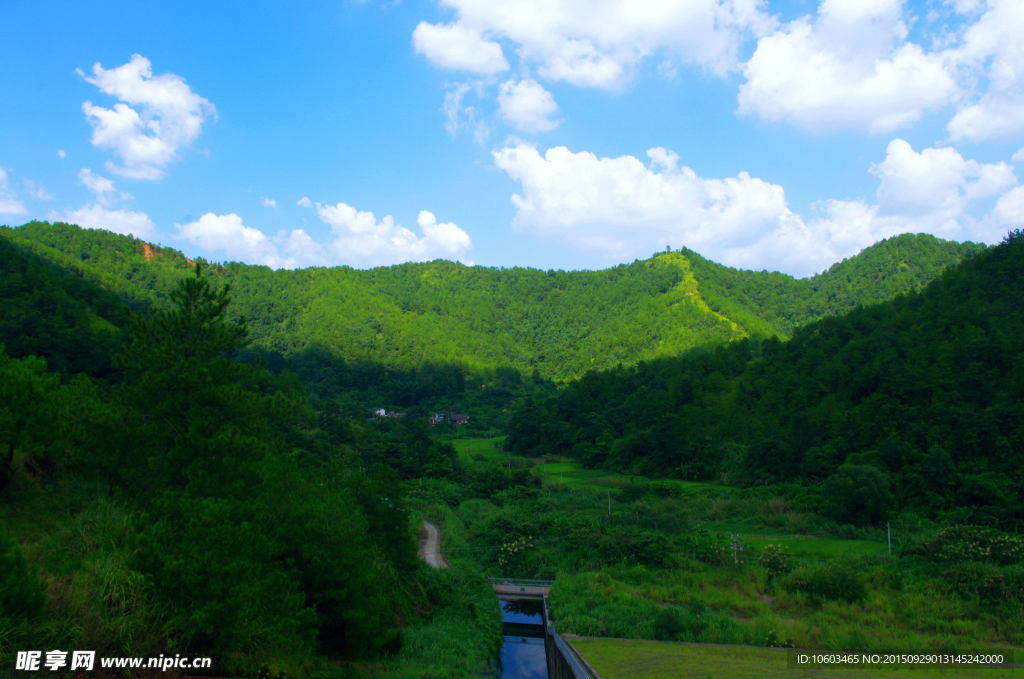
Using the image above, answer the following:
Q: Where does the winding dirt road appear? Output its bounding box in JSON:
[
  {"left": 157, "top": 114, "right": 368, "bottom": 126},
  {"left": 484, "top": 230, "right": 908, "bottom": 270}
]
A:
[{"left": 418, "top": 520, "right": 449, "bottom": 569}]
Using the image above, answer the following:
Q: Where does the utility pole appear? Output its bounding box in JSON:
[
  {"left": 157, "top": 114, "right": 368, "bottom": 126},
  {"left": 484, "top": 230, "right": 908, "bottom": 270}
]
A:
[
  {"left": 887, "top": 522, "right": 892, "bottom": 555},
  {"left": 732, "top": 533, "right": 738, "bottom": 566}
]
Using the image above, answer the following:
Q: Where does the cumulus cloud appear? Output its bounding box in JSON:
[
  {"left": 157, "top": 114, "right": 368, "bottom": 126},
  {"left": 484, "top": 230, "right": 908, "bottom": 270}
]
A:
[
  {"left": 50, "top": 168, "right": 154, "bottom": 237},
  {"left": 261, "top": 196, "right": 277, "bottom": 208},
  {"left": 872, "top": 139, "right": 1015, "bottom": 225},
  {"left": 413, "top": 21, "right": 510, "bottom": 75},
  {"left": 0, "top": 167, "right": 28, "bottom": 216},
  {"left": 79, "top": 54, "right": 215, "bottom": 179},
  {"left": 58, "top": 203, "right": 156, "bottom": 238},
  {"left": 493, "top": 140, "right": 1020, "bottom": 276},
  {"left": 176, "top": 213, "right": 288, "bottom": 267},
  {"left": 982, "top": 186, "right": 1024, "bottom": 237},
  {"left": 498, "top": 78, "right": 561, "bottom": 132},
  {"left": 175, "top": 203, "right": 473, "bottom": 270},
  {"left": 946, "top": 0, "right": 1024, "bottom": 141},
  {"left": 414, "top": 0, "right": 774, "bottom": 89},
  {"left": 738, "top": 0, "right": 957, "bottom": 133},
  {"left": 309, "top": 202, "right": 473, "bottom": 267},
  {"left": 57, "top": 149, "right": 66, "bottom": 159},
  {"left": 297, "top": 196, "right": 313, "bottom": 207}
]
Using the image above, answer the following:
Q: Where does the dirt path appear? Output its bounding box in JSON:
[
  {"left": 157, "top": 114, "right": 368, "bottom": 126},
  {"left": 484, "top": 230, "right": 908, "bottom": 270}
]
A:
[{"left": 418, "top": 520, "right": 449, "bottom": 569}]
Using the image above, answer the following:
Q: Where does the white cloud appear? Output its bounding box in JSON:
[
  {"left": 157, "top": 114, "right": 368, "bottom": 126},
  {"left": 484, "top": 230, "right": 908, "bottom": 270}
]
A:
[
  {"left": 297, "top": 196, "right": 312, "bottom": 207},
  {"left": 493, "top": 142, "right": 799, "bottom": 257},
  {"left": 493, "top": 140, "right": 1019, "bottom": 276},
  {"left": 79, "top": 54, "right": 215, "bottom": 179},
  {"left": 78, "top": 168, "right": 116, "bottom": 206},
  {"left": 176, "top": 213, "right": 288, "bottom": 267},
  {"left": 57, "top": 149, "right": 66, "bottom": 158},
  {"left": 417, "top": 210, "right": 473, "bottom": 253},
  {"left": 57, "top": 203, "right": 155, "bottom": 238},
  {"left": 414, "top": 0, "right": 774, "bottom": 89},
  {"left": 261, "top": 196, "right": 277, "bottom": 208},
  {"left": 0, "top": 166, "right": 27, "bottom": 216},
  {"left": 947, "top": 0, "right": 1024, "bottom": 141},
  {"left": 310, "top": 201, "right": 473, "bottom": 267},
  {"left": 50, "top": 168, "right": 154, "bottom": 237},
  {"left": 1014, "top": 148, "right": 1024, "bottom": 163},
  {"left": 497, "top": 79, "right": 561, "bottom": 132},
  {"left": 174, "top": 204, "right": 472, "bottom": 270},
  {"left": 0, "top": 200, "right": 27, "bottom": 216},
  {"left": 413, "top": 21, "right": 510, "bottom": 75},
  {"left": 981, "top": 186, "right": 1024, "bottom": 238},
  {"left": 872, "top": 139, "right": 1015, "bottom": 225},
  {"left": 738, "top": 0, "right": 957, "bottom": 133},
  {"left": 442, "top": 82, "right": 491, "bottom": 142}
]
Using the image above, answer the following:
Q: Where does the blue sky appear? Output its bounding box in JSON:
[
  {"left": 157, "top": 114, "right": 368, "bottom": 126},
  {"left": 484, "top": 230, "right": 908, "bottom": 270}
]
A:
[{"left": 1, "top": 0, "right": 1022, "bottom": 276}]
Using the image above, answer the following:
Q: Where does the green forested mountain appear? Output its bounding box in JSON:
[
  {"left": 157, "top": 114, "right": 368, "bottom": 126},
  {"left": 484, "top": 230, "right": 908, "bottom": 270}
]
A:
[
  {"left": 2, "top": 221, "right": 983, "bottom": 386},
  {"left": 507, "top": 231, "right": 1024, "bottom": 527},
  {"left": 0, "top": 218, "right": 1020, "bottom": 675}
]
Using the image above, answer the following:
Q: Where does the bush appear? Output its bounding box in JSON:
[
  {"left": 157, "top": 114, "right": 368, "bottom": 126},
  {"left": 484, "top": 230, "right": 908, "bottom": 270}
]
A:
[
  {"left": 757, "top": 544, "right": 792, "bottom": 580},
  {"left": 0, "top": 527, "right": 46, "bottom": 623},
  {"left": 822, "top": 464, "right": 892, "bottom": 525},
  {"left": 784, "top": 562, "right": 866, "bottom": 604},
  {"left": 924, "top": 525, "right": 1024, "bottom": 565},
  {"left": 943, "top": 563, "right": 1024, "bottom": 605},
  {"left": 652, "top": 602, "right": 710, "bottom": 642}
]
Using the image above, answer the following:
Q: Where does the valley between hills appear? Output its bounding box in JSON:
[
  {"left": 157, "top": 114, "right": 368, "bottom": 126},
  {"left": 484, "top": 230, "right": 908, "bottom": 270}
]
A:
[{"left": 1, "top": 221, "right": 1022, "bottom": 678}]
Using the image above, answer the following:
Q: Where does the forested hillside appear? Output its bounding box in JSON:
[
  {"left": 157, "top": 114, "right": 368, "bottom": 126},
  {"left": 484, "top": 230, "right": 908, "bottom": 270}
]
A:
[
  {"left": 3, "top": 221, "right": 982, "bottom": 386},
  {"left": 507, "top": 231, "right": 1024, "bottom": 528},
  {"left": 0, "top": 261, "right": 491, "bottom": 675}
]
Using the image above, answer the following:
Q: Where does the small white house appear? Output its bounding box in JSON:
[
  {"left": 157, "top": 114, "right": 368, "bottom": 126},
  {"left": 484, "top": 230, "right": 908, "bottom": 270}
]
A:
[{"left": 373, "top": 408, "right": 386, "bottom": 417}]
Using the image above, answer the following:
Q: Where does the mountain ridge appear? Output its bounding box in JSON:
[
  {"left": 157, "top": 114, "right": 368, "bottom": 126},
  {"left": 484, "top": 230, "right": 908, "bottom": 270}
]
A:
[{"left": 1, "top": 221, "right": 984, "bottom": 382}]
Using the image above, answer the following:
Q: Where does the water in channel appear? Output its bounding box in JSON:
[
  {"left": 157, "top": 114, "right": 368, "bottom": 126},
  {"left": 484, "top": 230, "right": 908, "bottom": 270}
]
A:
[{"left": 498, "top": 598, "right": 549, "bottom": 679}]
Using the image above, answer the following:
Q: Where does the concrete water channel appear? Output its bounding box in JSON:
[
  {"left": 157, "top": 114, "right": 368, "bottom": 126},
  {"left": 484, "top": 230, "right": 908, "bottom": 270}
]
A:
[
  {"left": 488, "top": 578, "right": 596, "bottom": 679},
  {"left": 417, "top": 525, "right": 594, "bottom": 678}
]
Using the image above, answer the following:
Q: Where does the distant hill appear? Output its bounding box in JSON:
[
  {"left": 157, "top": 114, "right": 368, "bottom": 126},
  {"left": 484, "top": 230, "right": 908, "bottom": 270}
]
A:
[
  {"left": 506, "top": 231, "right": 1024, "bottom": 525},
  {"left": 1, "top": 221, "right": 983, "bottom": 382}
]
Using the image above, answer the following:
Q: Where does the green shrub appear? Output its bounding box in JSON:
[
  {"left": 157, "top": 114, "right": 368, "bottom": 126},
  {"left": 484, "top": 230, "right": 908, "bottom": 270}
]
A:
[
  {"left": 784, "top": 562, "right": 866, "bottom": 604},
  {"left": 0, "top": 527, "right": 46, "bottom": 622},
  {"left": 943, "top": 563, "right": 1024, "bottom": 605},
  {"left": 924, "top": 525, "right": 1024, "bottom": 565},
  {"left": 822, "top": 464, "right": 892, "bottom": 525},
  {"left": 652, "top": 602, "right": 710, "bottom": 642},
  {"left": 757, "top": 544, "right": 791, "bottom": 579}
]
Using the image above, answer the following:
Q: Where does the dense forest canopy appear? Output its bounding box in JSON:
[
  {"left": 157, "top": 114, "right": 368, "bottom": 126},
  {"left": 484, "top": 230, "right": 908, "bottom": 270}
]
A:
[
  {"left": 2, "top": 221, "right": 982, "bottom": 386},
  {"left": 507, "top": 231, "right": 1024, "bottom": 529}
]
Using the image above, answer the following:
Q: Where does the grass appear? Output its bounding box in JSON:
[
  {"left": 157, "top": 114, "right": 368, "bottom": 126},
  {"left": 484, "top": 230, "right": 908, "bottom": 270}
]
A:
[
  {"left": 451, "top": 436, "right": 508, "bottom": 465},
  {"left": 742, "top": 537, "right": 888, "bottom": 558},
  {"left": 528, "top": 460, "right": 712, "bottom": 492},
  {"left": 569, "top": 638, "right": 1020, "bottom": 679},
  {"left": 449, "top": 440, "right": 716, "bottom": 494}
]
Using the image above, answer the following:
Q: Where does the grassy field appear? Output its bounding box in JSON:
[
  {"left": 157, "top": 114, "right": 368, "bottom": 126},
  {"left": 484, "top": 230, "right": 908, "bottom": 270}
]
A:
[
  {"left": 701, "top": 523, "right": 889, "bottom": 557},
  {"left": 449, "top": 442, "right": 715, "bottom": 493},
  {"left": 569, "top": 638, "right": 1020, "bottom": 679},
  {"left": 451, "top": 436, "right": 508, "bottom": 465}
]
